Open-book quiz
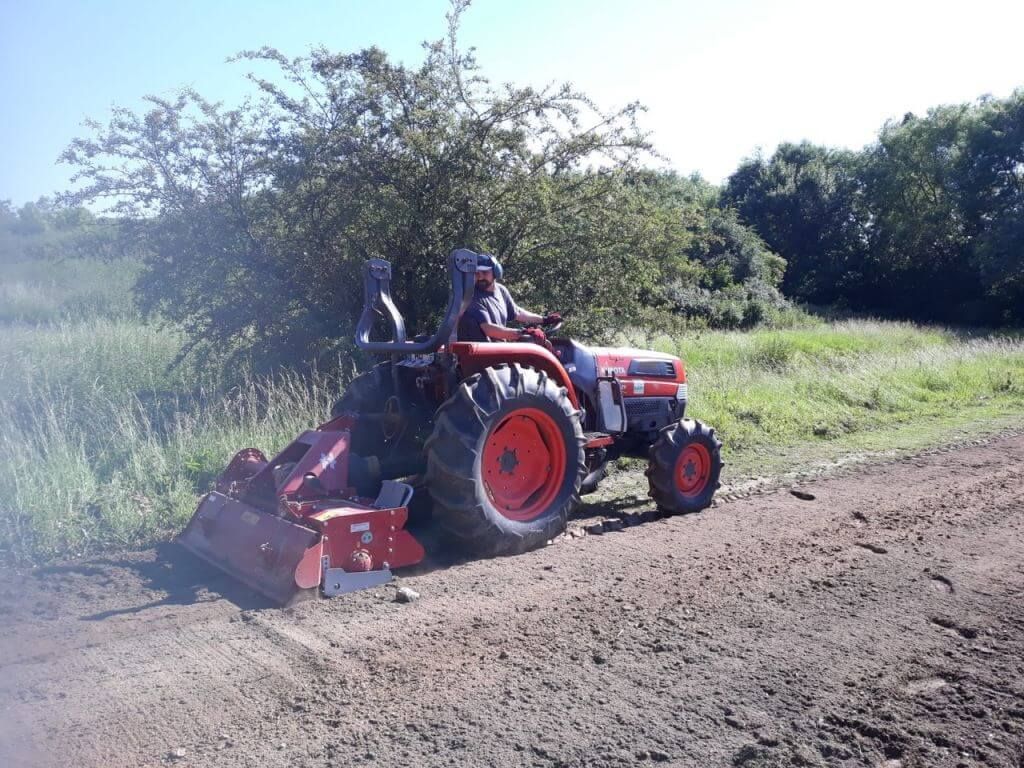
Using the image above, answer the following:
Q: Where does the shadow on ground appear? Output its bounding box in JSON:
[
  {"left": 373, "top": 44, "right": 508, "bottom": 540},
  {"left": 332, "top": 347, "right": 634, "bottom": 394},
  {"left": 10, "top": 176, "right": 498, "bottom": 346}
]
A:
[
  {"left": 34, "top": 543, "right": 274, "bottom": 620},
  {"left": 22, "top": 488, "right": 667, "bottom": 617},
  {"left": 400, "top": 491, "right": 666, "bottom": 576}
]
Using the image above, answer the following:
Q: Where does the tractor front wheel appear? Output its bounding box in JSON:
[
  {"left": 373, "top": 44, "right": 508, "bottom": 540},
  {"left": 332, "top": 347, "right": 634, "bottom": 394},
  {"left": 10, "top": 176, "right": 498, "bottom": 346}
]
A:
[
  {"left": 646, "top": 419, "right": 722, "bottom": 514},
  {"left": 425, "top": 364, "right": 586, "bottom": 557}
]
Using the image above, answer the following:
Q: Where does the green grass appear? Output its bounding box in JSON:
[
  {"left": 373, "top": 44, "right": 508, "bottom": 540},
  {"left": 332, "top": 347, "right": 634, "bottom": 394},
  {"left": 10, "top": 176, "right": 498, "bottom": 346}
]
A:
[
  {"left": 624, "top": 321, "right": 1024, "bottom": 451},
  {"left": 634, "top": 320, "right": 956, "bottom": 370},
  {"left": 0, "top": 317, "right": 194, "bottom": 405},
  {"left": 2, "top": 261, "right": 1023, "bottom": 564},
  {"left": 0, "top": 314, "right": 343, "bottom": 560},
  {"left": 0, "top": 344, "right": 338, "bottom": 561},
  {"left": 0, "top": 257, "right": 141, "bottom": 323}
]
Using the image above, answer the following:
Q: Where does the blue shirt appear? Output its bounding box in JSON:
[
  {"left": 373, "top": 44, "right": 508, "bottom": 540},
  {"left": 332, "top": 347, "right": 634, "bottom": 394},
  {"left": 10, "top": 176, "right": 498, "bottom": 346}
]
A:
[{"left": 457, "top": 283, "right": 521, "bottom": 342}]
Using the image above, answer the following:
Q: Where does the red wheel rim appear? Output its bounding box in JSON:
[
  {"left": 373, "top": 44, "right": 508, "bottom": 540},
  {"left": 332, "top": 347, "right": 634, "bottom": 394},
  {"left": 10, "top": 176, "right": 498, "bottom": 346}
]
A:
[
  {"left": 674, "top": 443, "right": 711, "bottom": 498},
  {"left": 481, "top": 408, "right": 566, "bottom": 521}
]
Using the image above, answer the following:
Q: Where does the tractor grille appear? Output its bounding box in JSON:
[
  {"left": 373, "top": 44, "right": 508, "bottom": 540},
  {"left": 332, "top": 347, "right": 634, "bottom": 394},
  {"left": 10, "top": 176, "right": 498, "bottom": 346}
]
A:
[
  {"left": 627, "top": 360, "right": 676, "bottom": 377},
  {"left": 625, "top": 398, "right": 663, "bottom": 417},
  {"left": 624, "top": 397, "right": 678, "bottom": 433}
]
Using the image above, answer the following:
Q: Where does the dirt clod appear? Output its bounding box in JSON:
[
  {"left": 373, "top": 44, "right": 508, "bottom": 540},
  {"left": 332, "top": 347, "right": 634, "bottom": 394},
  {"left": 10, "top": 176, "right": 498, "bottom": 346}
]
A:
[
  {"left": 856, "top": 542, "right": 889, "bottom": 554},
  {"left": 394, "top": 586, "right": 419, "bottom": 603}
]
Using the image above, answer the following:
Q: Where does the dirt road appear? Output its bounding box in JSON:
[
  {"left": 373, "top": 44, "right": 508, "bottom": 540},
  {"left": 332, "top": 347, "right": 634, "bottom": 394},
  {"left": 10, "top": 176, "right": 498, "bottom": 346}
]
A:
[{"left": 2, "top": 435, "right": 1024, "bottom": 768}]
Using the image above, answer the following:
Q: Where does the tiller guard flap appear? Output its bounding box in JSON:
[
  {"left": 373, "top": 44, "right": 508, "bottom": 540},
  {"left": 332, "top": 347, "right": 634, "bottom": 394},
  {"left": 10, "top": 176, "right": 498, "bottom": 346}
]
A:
[{"left": 178, "top": 492, "right": 324, "bottom": 606}]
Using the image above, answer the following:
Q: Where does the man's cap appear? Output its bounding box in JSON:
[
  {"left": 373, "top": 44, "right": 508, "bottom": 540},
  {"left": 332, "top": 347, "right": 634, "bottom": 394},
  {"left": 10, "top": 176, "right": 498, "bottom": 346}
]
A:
[{"left": 475, "top": 253, "right": 499, "bottom": 272}]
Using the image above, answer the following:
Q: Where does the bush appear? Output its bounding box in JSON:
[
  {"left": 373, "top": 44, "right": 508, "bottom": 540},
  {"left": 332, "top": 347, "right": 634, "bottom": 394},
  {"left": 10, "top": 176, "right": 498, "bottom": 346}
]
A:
[
  {"left": 749, "top": 335, "right": 797, "bottom": 371},
  {"left": 664, "top": 282, "right": 791, "bottom": 330},
  {"left": 61, "top": 11, "right": 786, "bottom": 370}
]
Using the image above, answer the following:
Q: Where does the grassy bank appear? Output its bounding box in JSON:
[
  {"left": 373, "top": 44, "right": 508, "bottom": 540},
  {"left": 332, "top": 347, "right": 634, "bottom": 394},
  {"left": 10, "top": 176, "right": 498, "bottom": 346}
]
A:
[
  {"left": 1, "top": 264, "right": 1023, "bottom": 563},
  {"left": 634, "top": 322, "right": 1024, "bottom": 450},
  {"left": 0, "top": 318, "right": 339, "bottom": 561},
  {"left": 0, "top": 257, "right": 140, "bottom": 323}
]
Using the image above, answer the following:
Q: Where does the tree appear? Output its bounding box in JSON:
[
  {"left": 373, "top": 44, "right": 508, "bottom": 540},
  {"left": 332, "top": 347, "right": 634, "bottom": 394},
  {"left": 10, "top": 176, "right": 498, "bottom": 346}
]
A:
[
  {"left": 724, "top": 90, "right": 1024, "bottom": 326},
  {"left": 958, "top": 91, "right": 1024, "bottom": 323},
  {"left": 0, "top": 196, "right": 121, "bottom": 264},
  {"left": 62, "top": 1, "right": 668, "bottom": 370},
  {"left": 723, "top": 142, "right": 865, "bottom": 306}
]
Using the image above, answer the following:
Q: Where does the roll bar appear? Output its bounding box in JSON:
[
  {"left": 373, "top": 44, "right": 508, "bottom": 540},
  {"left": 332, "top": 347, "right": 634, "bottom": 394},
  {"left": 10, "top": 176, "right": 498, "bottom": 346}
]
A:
[{"left": 355, "top": 248, "right": 479, "bottom": 354}]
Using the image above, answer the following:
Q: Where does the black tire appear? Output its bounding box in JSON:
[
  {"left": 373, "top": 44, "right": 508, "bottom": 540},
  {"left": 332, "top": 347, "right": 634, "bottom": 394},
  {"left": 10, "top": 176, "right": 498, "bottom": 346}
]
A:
[
  {"left": 330, "top": 362, "right": 393, "bottom": 418},
  {"left": 330, "top": 363, "right": 394, "bottom": 457},
  {"left": 425, "top": 364, "right": 586, "bottom": 557},
  {"left": 646, "top": 418, "right": 723, "bottom": 514},
  {"left": 580, "top": 458, "right": 609, "bottom": 496}
]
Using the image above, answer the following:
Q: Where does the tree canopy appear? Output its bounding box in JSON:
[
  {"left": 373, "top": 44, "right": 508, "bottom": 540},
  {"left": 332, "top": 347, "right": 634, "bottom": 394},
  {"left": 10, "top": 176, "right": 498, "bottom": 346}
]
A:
[
  {"left": 725, "top": 91, "right": 1024, "bottom": 325},
  {"left": 60, "top": 2, "right": 785, "bottom": 371},
  {"left": 0, "top": 197, "right": 121, "bottom": 263}
]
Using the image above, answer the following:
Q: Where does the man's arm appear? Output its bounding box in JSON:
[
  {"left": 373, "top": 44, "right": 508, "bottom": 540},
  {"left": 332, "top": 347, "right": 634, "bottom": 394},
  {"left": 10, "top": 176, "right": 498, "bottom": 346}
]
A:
[
  {"left": 515, "top": 308, "right": 544, "bottom": 325},
  {"left": 501, "top": 284, "right": 543, "bottom": 325},
  {"left": 479, "top": 322, "right": 524, "bottom": 341}
]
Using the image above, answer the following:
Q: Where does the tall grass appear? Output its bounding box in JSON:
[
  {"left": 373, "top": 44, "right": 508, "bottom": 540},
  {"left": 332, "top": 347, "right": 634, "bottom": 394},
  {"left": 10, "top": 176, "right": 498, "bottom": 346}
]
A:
[
  {"left": 0, "top": 328, "right": 340, "bottom": 560},
  {"left": 633, "top": 320, "right": 957, "bottom": 370},
  {"left": 626, "top": 322, "right": 1024, "bottom": 449},
  {"left": 1, "top": 318, "right": 194, "bottom": 406},
  {"left": 2, "top": 275, "right": 1023, "bottom": 563},
  {"left": 0, "top": 256, "right": 345, "bottom": 560},
  {"left": 0, "top": 257, "right": 140, "bottom": 323}
]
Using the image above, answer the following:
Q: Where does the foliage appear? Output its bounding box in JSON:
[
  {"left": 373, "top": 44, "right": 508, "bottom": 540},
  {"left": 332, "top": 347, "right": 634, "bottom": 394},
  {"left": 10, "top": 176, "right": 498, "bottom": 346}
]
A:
[
  {"left": 60, "top": 2, "right": 783, "bottom": 371},
  {"left": 0, "top": 197, "right": 126, "bottom": 264},
  {"left": 725, "top": 90, "right": 1024, "bottom": 326},
  {"left": 4, "top": 311, "right": 1023, "bottom": 564},
  {"left": 632, "top": 173, "right": 788, "bottom": 329},
  {"left": 723, "top": 143, "right": 865, "bottom": 305},
  {"left": 0, "top": 199, "right": 139, "bottom": 323}
]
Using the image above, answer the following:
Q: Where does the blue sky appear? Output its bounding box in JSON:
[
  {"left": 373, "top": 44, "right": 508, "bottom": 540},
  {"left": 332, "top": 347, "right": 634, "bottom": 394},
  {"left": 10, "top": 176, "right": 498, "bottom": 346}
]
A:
[{"left": 1, "top": 0, "right": 1022, "bottom": 206}]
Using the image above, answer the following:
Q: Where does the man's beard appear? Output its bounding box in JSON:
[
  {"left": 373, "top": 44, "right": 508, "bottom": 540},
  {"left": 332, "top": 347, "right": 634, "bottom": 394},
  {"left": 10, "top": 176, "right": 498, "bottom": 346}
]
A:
[{"left": 476, "top": 278, "right": 493, "bottom": 290}]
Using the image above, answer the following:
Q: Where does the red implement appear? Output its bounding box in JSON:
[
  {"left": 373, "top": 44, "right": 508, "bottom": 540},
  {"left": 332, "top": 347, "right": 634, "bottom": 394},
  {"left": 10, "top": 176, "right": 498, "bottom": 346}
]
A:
[
  {"left": 179, "top": 492, "right": 324, "bottom": 605},
  {"left": 177, "top": 429, "right": 425, "bottom": 604}
]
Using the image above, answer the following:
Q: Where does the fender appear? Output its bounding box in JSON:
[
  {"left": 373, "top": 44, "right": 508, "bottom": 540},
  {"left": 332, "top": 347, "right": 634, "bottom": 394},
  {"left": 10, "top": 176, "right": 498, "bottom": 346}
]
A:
[{"left": 449, "top": 342, "right": 580, "bottom": 408}]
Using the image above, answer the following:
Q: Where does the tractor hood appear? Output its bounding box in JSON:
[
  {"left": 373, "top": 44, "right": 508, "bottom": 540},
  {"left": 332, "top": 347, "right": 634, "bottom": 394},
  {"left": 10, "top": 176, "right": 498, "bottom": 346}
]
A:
[{"left": 577, "top": 346, "right": 685, "bottom": 382}]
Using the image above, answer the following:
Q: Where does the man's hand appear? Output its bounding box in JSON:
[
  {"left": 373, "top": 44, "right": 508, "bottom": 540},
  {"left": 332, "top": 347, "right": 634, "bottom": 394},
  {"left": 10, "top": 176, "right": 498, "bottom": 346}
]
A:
[
  {"left": 519, "top": 327, "right": 553, "bottom": 350},
  {"left": 480, "top": 322, "right": 526, "bottom": 341},
  {"left": 542, "top": 312, "right": 562, "bottom": 326}
]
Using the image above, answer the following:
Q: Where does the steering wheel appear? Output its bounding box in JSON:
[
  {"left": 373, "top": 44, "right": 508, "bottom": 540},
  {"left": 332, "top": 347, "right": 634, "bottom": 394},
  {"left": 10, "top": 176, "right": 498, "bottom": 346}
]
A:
[{"left": 540, "top": 318, "right": 563, "bottom": 335}]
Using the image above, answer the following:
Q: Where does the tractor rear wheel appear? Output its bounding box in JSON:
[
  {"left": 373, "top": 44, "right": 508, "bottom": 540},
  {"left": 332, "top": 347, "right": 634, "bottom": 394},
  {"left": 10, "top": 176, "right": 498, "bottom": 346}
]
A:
[
  {"left": 330, "top": 362, "right": 393, "bottom": 419},
  {"left": 330, "top": 363, "right": 394, "bottom": 456},
  {"left": 425, "top": 364, "right": 586, "bottom": 557},
  {"left": 646, "top": 419, "right": 722, "bottom": 514}
]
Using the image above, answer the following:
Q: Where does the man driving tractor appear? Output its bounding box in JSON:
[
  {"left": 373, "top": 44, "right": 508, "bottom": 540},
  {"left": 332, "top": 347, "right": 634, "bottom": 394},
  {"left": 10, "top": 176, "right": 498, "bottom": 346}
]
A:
[
  {"left": 456, "top": 253, "right": 561, "bottom": 344},
  {"left": 179, "top": 248, "right": 722, "bottom": 604}
]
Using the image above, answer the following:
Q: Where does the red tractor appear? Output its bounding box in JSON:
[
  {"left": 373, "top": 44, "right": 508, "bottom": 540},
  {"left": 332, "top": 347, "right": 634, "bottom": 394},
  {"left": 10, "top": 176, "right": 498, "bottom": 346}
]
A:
[{"left": 179, "top": 249, "right": 722, "bottom": 603}]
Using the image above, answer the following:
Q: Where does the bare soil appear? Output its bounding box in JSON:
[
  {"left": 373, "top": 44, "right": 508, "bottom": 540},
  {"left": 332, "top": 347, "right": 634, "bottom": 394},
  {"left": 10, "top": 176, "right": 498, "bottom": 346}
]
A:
[{"left": 2, "top": 434, "right": 1024, "bottom": 767}]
